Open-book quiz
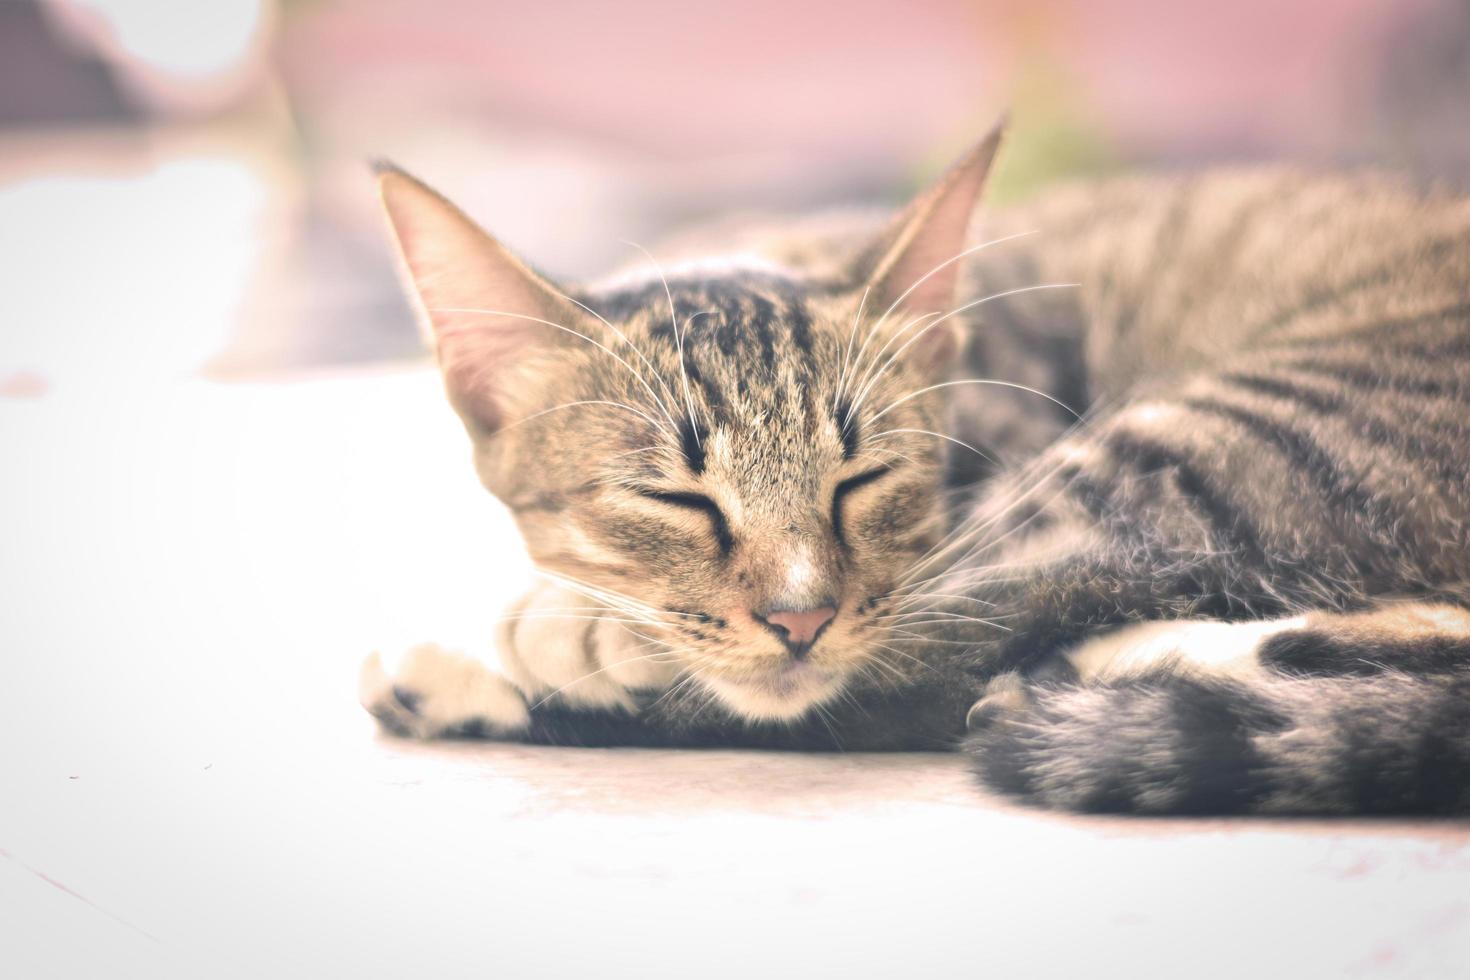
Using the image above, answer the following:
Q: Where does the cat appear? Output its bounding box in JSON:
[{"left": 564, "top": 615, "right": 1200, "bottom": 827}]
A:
[{"left": 359, "top": 120, "right": 1470, "bottom": 815}]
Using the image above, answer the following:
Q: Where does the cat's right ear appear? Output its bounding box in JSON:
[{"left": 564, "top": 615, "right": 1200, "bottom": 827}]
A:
[
  {"left": 376, "top": 163, "right": 590, "bottom": 436},
  {"left": 846, "top": 120, "right": 1006, "bottom": 374}
]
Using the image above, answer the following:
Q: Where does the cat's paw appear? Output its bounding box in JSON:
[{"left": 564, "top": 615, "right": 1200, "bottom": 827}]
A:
[
  {"left": 967, "top": 617, "right": 1311, "bottom": 730},
  {"left": 358, "top": 643, "right": 530, "bottom": 739},
  {"left": 496, "top": 582, "right": 677, "bottom": 711},
  {"left": 965, "top": 671, "right": 1033, "bottom": 731},
  {"left": 966, "top": 616, "right": 1323, "bottom": 731}
]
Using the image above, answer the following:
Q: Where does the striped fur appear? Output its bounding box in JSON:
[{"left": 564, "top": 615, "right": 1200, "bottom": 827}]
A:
[
  {"left": 934, "top": 168, "right": 1470, "bottom": 813},
  {"left": 371, "top": 144, "right": 1470, "bottom": 815}
]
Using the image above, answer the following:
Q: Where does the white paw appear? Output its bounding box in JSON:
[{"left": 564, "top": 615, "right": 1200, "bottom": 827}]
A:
[
  {"left": 358, "top": 643, "right": 530, "bottom": 739},
  {"left": 496, "top": 582, "right": 677, "bottom": 711},
  {"left": 1064, "top": 616, "right": 1309, "bottom": 683}
]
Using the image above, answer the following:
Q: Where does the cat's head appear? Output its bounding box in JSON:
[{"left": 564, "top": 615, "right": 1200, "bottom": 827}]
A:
[{"left": 377, "top": 126, "right": 1002, "bottom": 721}]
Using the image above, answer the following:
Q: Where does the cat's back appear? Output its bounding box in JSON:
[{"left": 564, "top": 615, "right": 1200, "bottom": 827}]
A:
[
  {"left": 971, "top": 166, "right": 1470, "bottom": 393},
  {"left": 617, "top": 165, "right": 1470, "bottom": 390},
  {"left": 640, "top": 165, "right": 1470, "bottom": 304}
]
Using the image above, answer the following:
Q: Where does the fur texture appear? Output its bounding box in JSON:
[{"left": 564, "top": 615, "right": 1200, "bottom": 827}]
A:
[{"left": 363, "top": 130, "right": 1470, "bottom": 815}]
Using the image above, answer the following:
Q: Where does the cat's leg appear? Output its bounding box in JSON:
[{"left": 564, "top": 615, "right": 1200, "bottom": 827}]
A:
[
  {"left": 359, "top": 643, "right": 530, "bottom": 739},
  {"left": 932, "top": 374, "right": 1470, "bottom": 681},
  {"left": 963, "top": 615, "right": 1308, "bottom": 729},
  {"left": 360, "top": 581, "right": 680, "bottom": 741},
  {"left": 964, "top": 601, "right": 1470, "bottom": 814},
  {"left": 493, "top": 581, "right": 678, "bottom": 713},
  {"left": 967, "top": 600, "right": 1470, "bottom": 730},
  {"left": 359, "top": 577, "right": 983, "bottom": 749},
  {"left": 934, "top": 406, "right": 1470, "bottom": 812},
  {"left": 1255, "top": 602, "right": 1470, "bottom": 676},
  {"left": 1018, "top": 600, "right": 1470, "bottom": 692}
]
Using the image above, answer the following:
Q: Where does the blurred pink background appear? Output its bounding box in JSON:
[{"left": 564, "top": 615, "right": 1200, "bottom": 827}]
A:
[{"left": 2, "top": 0, "right": 1467, "bottom": 382}]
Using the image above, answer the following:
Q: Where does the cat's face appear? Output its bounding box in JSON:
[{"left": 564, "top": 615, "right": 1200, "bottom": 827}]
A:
[
  {"left": 378, "top": 128, "right": 1000, "bottom": 720},
  {"left": 484, "top": 279, "right": 952, "bottom": 719}
]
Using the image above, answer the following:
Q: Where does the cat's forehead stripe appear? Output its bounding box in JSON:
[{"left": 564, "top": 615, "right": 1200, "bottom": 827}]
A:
[
  {"left": 836, "top": 402, "right": 860, "bottom": 459},
  {"left": 593, "top": 276, "right": 830, "bottom": 422},
  {"left": 678, "top": 418, "right": 707, "bottom": 475}
]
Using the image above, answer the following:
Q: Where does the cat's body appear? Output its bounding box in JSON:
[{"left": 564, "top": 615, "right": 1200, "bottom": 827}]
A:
[{"left": 362, "top": 133, "right": 1470, "bottom": 815}]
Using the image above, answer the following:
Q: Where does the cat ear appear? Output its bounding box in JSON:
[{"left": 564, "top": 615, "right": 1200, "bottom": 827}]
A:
[
  {"left": 376, "top": 163, "right": 589, "bottom": 435},
  {"left": 850, "top": 119, "right": 1005, "bottom": 371}
]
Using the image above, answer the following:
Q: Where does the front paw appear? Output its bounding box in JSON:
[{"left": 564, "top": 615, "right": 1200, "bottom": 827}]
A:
[
  {"left": 358, "top": 643, "right": 530, "bottom": 739},
  {"left": 497, "top": 582, "right": 677, "bottom": 711}
]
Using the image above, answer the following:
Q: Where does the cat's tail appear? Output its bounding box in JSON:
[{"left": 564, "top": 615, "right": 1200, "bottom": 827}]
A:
[{"left": 965, "top": 668, "right": 1470, "bottom": 815}]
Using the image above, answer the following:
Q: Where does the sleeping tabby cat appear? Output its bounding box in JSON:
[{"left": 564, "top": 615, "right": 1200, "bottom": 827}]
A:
[{"left": 360, "top": 122, "right": 1470, "bottom": 815}]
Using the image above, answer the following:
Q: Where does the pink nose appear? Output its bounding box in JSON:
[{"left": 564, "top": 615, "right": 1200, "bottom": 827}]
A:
[{"left": 758, "top": 606, "right": 838, "bottom": 651}]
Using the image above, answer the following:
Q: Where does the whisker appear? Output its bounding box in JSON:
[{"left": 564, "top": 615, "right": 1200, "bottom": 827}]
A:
[
  {"left": 893, "top": 590, "right": 998, "bottom": 609},
  {"left": 926, "top": 466, "right": 1093, "bottom": 575},
  {"left": 534, "top": 570, "right": 700, "bottom": 621},
  {"left": 835, "top": 285, "right": 871, "bottom": 413},
  {"left": 608, "top": 445, "right": 681, "bottom": 462},
  {"left": 868, "top": 642, "right": 938, "bottom": 675},
  {"left": 845, "top": 283, "right": 1081, "bottom": 424},
  {"left": 883, "top": 630, "right": 987, "bottom": 647},
  {"left": 496, "top": 613, "right": 670, "bottom": 628},
  {"left": 433, "top": 308, "right": 677, "bottom": 437},
  {"left": 500, "top": 399, "right": 669, "bottom": 434},
  {"left": 860, "top": 650, "right": 912, "bottom": 683},
  {"left": 621, "top": 240, "right": 706, "bottom": 446},
  {"left": 852, "top": 447, "right": 922, "bottom": 469},
  {"left": 811, "top": 702, "right": 845, "bottom": 750},
  {"left": 647, "top": 665, "right": 711, "bottom": 713},
  {"left": 842, "top": 307, "right": 940, "bottom": 433},
  {"left": 927, "top": 397, "right": 1116, "bottom": 581},
  {"left": 864, "top": 229, "right": 1042, "bottom": 346},
  {"left": 898, "top": 450, "right": 1086, "bottom": 584},
  {"left": 882, "top": 615, "right": 1012, "bottom": 632},
  {"left": 679, "top": 309, "right": 715, "bottom": 438},
  {"left": 527, "top": 651, "right": 681, "bottom": 711},
  {"left": 845, "top": 231, "right": 1043, "bottom": 411},
  {"left": 863, "top": 427, "right": 997, "bottom": 466},
  {"left": 556, "top": 291, "right": 684, "bottom": 430}
]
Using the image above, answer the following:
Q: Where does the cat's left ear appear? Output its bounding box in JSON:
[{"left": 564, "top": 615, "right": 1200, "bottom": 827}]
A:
[
  {"left": 375, "top": 163, "right": 595, "bottom": 436},
  {"left": 849, "top": 119, "right": 1005, "bottom": 372}
]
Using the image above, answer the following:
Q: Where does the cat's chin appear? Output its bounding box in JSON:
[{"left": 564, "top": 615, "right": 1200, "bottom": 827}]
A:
[{"left": 701, "top": 663, "right": 847, "bottom": 723}]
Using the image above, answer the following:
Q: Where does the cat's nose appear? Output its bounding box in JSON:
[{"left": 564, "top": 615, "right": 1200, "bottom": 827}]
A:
[{"left": 755, "top": 604, "right": 837, "bottom": 657}]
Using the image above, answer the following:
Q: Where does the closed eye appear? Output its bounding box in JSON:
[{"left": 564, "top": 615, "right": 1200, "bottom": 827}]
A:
[
  {"left": 636, "top": 489, "right": 734, "bottom": 554},
  {"left": 832, "top": 466, "right": 891, "bottom": 549}
]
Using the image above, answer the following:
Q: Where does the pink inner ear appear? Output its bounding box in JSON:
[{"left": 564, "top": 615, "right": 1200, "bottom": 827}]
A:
[
  {"left": 861, "top": 123, "right": 1004, "bottom": 342},
  {"left": 894, "top": 260, "right": 962, "bottom": 321},
  {"left": 907, "top": 319, "right": 960, "bottom": 374},
  {"left": 378, "top": 167, "right": 585, "bottom": 436},
  {"left": 879, "top": 197, "right": 974, "bottom": 317},
  {"left": 435, "top": 321, "right": 542, "bottom": 434},
  {"left": 873, "top": 181, "right": 984, "bottom": 320}
]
